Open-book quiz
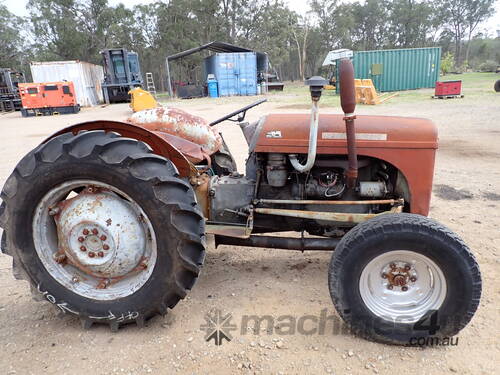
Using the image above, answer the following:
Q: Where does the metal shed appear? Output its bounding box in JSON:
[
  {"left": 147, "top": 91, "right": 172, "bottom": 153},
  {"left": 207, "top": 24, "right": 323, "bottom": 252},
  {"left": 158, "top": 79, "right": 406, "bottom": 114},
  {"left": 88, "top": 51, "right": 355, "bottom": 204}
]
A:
[
  {"left": 351, "top": 47, "right": 441, "bottom": 92},
  {"left": 30, "top": 61, "right": 104, "bottom": 106},
  {"left": 165, "top": 41, "right": 268, "bottom": 97}
]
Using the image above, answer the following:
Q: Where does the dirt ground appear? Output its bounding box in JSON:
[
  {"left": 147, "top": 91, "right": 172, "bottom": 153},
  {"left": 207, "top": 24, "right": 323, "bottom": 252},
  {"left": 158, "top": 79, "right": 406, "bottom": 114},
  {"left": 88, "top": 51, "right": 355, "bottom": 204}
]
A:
[{"left": 0, "top": 86, "right": 499, "bottom": 375}]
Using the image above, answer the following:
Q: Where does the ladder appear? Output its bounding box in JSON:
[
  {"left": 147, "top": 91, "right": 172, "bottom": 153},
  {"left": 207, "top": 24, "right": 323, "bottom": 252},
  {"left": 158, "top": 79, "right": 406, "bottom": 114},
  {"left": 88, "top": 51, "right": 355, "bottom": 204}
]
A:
[{"left": 145, "top": 72, "right": 156, "bottom": 96}]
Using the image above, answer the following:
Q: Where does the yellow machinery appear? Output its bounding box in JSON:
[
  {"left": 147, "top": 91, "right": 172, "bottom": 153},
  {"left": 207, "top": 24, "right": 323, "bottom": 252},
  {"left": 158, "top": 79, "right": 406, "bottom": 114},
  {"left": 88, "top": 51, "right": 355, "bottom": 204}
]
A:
[
  {"left": 129, "top": 87, "right": 158, "bottom": 112},
  {"left": 354, "top": 79, "right": 398, "bottom": 105}
]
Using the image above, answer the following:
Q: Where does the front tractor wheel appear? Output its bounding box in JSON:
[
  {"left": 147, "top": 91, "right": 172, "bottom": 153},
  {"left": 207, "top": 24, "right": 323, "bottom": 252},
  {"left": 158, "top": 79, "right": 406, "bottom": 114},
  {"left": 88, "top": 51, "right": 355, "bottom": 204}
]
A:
[
  {"left": 0, "top": 130, "right": 206, "bottom": 330},
  {"left": 329, "top": 213, "right": 481, "bottom": 345}
]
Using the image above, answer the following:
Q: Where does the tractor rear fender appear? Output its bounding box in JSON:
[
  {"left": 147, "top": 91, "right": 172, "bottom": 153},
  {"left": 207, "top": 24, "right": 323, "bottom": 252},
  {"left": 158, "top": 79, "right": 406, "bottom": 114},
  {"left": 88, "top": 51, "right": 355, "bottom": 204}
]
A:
[{"left": 43, "top": 120, "right": 196, "bottom": 177}]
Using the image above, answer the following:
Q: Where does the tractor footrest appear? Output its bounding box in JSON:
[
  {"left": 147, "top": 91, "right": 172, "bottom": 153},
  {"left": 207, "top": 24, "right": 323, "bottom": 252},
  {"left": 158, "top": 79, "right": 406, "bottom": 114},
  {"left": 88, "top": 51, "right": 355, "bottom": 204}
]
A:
[{"left": 205, "top": 223, "right": 252, "bottom": 238}]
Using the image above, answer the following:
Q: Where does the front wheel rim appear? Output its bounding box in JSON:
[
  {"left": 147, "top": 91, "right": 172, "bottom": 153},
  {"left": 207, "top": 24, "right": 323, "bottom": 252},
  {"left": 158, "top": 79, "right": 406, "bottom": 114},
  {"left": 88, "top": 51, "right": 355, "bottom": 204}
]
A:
[
  {"left": 359, "top": 250, "right": 447, "bottom": 323},
  {"left": 32, "top": 180, "right": 158, "bottom": 301}
]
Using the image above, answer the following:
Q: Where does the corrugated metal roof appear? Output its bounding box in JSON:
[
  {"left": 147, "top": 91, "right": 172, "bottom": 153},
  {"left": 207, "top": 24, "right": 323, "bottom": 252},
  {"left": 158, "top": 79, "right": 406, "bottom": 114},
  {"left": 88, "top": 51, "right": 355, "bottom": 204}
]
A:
[{"left": 167, "top": 41, "right": 253, "bottom": 61}]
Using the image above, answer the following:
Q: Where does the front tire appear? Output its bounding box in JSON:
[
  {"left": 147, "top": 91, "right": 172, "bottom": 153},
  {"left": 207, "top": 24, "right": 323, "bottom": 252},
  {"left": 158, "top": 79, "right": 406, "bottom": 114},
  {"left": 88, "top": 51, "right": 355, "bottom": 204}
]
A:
[
  {"left": 0, "top": 130, "right": 206, "bottom": 330},
  {"left": 329, "top": 213, "right": 481, "bottom": 344}
]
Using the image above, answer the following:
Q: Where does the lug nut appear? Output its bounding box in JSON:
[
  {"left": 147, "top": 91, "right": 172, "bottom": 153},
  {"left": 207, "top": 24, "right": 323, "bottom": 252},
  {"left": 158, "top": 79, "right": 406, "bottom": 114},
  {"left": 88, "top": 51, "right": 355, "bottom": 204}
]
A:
[
  {"left": 103, "top": 244, "right": 109, "bottom": 250},
  {"left": 381, "top": 273, "right": 388, "bottom": 279},
  {"left": 48, "top": 207, "right": 60, "bottom": 216},
  {"left": 410, "top": 276, "right": 417, "bottom": 282},
  {"left": 390, "top": 263, "right": 396, "bottom": 269},
  {"left": 98, "top": 251, "right": 104, "bottom": 257},
  {"left": 80, "top": 246, "right": 86, "bottom": 252},
  {"left": 78, "top": 236, "right": 84, "bottom": 242},
  {"left": 88, "top": 252, "right": 95, "bottom": 258},
  {"left": 387, "top": 285, "right": 393, "bottom": 290},
  {"left": 92, "top": 228, "right": 98, "bottom": 235},
  {"left": 54, "top": 254, "right": 67, "bottom": 263},
  {"left": 83, "top": 229, "right": 89, "bottom": 235},
  {"left": 404, "top": 264, "right": 411, "bottom": 271},
  {"left": 402, "top": 286, "right": 408, "bottom": 292},
  {"left": 100, "top": 235, "right": 107, "bottom": 241}
]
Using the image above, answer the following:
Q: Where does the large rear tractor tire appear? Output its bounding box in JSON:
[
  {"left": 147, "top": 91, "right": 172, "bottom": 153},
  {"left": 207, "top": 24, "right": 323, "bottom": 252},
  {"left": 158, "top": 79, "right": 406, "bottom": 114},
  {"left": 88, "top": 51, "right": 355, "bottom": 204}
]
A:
[
  {"left": 329, "top": 213, "right": 481, "bottom": 345},
  {"left": 0, "top": 130, "right": 206, "bottom": 330}
]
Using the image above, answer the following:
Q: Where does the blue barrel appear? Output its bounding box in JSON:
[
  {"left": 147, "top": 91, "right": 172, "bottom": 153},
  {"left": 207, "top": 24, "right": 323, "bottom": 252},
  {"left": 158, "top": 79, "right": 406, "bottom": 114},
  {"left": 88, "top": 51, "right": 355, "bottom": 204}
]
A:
[{"left": 207, "top": 80, "right": 218, "bottom": 98}]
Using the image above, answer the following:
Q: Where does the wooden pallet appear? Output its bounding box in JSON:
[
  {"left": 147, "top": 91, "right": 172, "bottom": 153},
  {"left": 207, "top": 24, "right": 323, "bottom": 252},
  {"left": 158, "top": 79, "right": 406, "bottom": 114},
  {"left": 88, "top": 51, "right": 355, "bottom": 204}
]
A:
[
  {"left": 431, "top": 95, "right": 464, "bottom": 99},
  {"left": 354, "top": 79, "right": 398, "bottom": 105}
]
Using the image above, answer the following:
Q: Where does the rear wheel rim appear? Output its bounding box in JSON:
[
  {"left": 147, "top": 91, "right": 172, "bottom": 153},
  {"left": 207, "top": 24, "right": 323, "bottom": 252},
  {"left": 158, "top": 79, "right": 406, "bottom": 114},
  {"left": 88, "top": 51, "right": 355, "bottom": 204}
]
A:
[
  {"left": 359, "top": 250, "right": 447, "bottom": 323},
  {"left": 32, "top": 180, "right": 157, "bottom": 301}
]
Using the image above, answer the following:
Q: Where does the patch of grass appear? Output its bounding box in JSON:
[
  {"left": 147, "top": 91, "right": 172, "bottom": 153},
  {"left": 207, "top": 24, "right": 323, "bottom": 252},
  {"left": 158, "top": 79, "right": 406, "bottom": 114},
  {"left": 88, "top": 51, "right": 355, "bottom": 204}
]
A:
[
  {"left": 155, "top": 72, "right": 499, "bottom": 108},
  {"left": 440, "top": 72, "right": 498, "bottom": 89},
  {"left": 273, "top": 72, "right": 499, "bottom": 107}
]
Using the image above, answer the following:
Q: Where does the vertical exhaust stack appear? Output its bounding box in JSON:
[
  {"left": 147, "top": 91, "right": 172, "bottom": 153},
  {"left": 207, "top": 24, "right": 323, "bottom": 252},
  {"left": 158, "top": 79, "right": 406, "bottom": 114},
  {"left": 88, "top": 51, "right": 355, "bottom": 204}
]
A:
[
  {"left": 339, "top": 59, "right": 358, "bottom": 189},
  {"left": 289, "top": 76, "right": 328, "bottom": 173}
]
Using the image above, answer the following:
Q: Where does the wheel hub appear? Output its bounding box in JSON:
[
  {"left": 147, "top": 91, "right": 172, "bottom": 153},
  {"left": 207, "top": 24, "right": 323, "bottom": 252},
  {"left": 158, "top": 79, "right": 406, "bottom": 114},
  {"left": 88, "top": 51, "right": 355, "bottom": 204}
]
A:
[
  {"left": 382, "top": 262, "right": 416, "bottom": 291},
  {"left": 359, "top": 250, "right": 447, "bottom": 323},
  {"left": 69, "top": 223, "right": 115, "bottom": 262},
  {"left": 54, "top": 188, "right": 147, "bottom": 278}
]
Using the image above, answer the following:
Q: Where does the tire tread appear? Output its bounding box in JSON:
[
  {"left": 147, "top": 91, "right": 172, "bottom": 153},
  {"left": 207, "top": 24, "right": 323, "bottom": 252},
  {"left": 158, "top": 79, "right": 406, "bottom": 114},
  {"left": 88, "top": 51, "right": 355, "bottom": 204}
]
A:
[{"left": 0, "top": 130, "right": 206, "bottom": 331}]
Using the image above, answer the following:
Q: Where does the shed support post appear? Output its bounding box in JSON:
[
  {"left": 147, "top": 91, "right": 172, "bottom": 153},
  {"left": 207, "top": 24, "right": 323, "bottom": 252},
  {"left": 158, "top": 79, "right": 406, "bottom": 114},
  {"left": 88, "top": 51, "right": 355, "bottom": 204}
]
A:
[{"left": 165, "top": 58, "right": 173, "bottom": 98}]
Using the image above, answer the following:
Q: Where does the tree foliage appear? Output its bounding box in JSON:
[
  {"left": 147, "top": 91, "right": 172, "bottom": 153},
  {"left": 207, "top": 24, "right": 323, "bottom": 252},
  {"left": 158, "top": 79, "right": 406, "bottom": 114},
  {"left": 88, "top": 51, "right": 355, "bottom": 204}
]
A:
[
  {"left": 0, "top": 0, "right": 497, "bottom": 85},
  {"left": 0, "top": 4, "right": 30, "bottom": 69}
]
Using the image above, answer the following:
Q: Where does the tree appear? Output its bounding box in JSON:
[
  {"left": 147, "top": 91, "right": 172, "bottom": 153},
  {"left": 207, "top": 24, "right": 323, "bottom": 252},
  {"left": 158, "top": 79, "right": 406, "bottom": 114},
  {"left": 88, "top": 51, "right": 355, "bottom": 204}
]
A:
[
  {"left": 237, "top": 0, "right": 299, "bottom": 79},
  {"left": 0, "top": 5, "right": 29, "bottom": 69},
  {"left": 292, "top": 17, "right": 310, "bottom": 81},
  {"left": 2, "top": 0, "right": 496, "bottom": 90},
  {"left": 440, "top": 52, "right": 454, "bottom": 74},
  {"left": 220, "top": 0, "right": 250, "bottom": 41},
  {"left": 441, "top": 0, "right": 494, "bottom": 65},
  {"left": 386, "top": 0, "right": 437, "bottom": 48},
  {"left": 350, "top": 0, "right": 389, "bottom": 50},
  {"left": 27, "top": 0, "right": 110, "bottom": 63},
  {"left": 310, "top": 0, "right": 355, "bottom": 51},
  {"left": 464, "top": 0, "right": 495, "bottom": 64}
]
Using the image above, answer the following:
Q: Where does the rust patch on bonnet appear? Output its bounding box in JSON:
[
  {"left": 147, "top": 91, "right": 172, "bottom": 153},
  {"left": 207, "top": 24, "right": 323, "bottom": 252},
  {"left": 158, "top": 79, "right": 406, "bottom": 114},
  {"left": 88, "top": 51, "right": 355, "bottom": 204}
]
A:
[
  {"left": 152, "top": 131, "right": 210, "bottom": 163},
  {"left": 128, "top": 107, "right": 222, "bottom": 156}
]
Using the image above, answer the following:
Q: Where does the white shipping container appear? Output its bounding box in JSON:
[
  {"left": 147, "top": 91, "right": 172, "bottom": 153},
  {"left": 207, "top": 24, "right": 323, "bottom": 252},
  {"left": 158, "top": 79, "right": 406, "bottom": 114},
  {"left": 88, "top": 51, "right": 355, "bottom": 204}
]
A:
[{"left": 30, "top": 61, "right": 104, "bottom": 107}]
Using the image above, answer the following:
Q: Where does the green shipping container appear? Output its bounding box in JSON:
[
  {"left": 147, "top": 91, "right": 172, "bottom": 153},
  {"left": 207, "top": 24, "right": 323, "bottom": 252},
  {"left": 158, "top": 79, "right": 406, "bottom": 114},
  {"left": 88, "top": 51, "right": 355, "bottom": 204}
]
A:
[{"left": 337, "top": 47, "right": 441, "bottom": 93}]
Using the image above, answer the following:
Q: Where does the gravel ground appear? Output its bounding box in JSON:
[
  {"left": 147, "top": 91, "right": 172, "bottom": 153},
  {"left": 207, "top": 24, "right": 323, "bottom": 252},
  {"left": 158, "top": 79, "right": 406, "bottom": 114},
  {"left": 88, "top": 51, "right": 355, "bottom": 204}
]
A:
[{"left": 0, "top": 89, "right": 499, "bottom": 374}]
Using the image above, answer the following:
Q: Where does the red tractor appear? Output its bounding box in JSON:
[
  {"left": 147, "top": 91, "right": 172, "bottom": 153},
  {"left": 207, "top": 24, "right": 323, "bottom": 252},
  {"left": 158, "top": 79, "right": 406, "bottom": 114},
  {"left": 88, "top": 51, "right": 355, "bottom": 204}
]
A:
[{"left": 0, "top": 60, "right": 481, "bottom": 344}]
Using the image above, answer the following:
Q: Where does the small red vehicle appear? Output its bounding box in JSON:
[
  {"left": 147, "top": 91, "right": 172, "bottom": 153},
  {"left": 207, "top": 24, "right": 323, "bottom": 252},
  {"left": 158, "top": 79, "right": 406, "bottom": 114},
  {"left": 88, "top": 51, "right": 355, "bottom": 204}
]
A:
[{"left": 18, "top": 81, "right": 80, "bottom": 117}]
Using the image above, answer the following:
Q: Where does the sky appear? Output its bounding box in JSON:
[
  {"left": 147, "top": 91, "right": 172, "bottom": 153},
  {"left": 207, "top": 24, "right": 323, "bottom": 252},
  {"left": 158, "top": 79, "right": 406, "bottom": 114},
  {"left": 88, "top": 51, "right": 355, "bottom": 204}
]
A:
[{"left": 2, "top": 0, "right": 499, "bottom": 35}]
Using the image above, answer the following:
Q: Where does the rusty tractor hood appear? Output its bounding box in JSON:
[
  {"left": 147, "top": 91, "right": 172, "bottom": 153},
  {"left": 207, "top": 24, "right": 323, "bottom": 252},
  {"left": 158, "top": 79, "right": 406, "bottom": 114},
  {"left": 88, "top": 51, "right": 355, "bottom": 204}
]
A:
[
  {"left": 127, "top": 107, "right": 222, "bottom": 163},
  {"left": 254, "top": 114, "right": 438, "bottom": 153}
]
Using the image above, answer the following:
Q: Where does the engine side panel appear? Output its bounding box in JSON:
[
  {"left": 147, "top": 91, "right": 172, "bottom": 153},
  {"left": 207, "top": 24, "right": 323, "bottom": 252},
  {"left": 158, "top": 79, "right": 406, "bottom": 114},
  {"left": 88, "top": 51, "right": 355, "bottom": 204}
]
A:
[{"left": 254, "top": 114, "right": 437, "bottom": 216}]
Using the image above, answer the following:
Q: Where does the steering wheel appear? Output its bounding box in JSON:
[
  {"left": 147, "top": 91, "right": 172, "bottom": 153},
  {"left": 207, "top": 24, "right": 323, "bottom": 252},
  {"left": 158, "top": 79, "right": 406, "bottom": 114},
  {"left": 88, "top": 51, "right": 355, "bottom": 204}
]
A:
[{"left": 209, "top": 98, "right": 267, "bottom": 126}]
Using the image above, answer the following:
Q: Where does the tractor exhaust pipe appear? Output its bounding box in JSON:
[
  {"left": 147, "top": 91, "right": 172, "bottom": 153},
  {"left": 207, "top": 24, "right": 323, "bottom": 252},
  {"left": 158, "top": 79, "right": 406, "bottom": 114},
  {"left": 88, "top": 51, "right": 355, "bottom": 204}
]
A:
[
  {"left": 339, "top": 59, "right": 358, "bottom": 189},
  {"left": 215, "top": 235, "right": 340, "bottom": 251},
  {"left": 289, "top": 76, "right": 328, "bottom": 173}
]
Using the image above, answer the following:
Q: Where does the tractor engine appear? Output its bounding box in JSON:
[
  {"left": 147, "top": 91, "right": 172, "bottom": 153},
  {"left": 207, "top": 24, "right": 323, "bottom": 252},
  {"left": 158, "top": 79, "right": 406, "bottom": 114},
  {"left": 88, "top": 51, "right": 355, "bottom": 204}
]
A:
[
  {"left": 204, "top": 151, "right": 398, "bottom": 237},
  {"left": 195, "top": 62, "right": 436, "bottom": 238}
]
